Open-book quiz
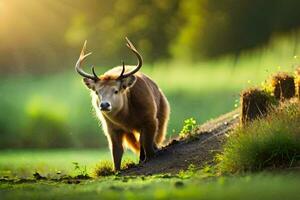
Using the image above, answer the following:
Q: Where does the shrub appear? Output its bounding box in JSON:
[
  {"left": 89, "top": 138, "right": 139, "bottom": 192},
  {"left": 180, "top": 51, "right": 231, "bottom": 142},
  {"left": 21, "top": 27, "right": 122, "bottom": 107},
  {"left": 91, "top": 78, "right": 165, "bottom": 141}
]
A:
[
  {"left": 217, "top": 101, "right": 300, "bottom": 173},
  {"left": 23, "top": 96, "right": 72, "bottom": 148}
]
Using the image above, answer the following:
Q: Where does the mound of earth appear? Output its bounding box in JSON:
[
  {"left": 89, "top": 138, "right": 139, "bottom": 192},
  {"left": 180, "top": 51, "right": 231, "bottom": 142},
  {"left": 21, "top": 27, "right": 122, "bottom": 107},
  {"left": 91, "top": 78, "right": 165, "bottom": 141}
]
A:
[{"left": 121, "top": 110, "right": 240, "bottom": 176}]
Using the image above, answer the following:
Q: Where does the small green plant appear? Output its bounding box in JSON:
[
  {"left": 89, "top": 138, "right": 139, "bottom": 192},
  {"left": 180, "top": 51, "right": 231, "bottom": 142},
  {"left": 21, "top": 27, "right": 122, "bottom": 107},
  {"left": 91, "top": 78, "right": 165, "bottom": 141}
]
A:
[
  {"left": 178, "top": 164, "right": 197, "bottom": 179},
  {"left": 72, "top": 162, "right": 89, "bottom": 178},
  {"left": 180, "top": 118, "right": 197, "bottom": 137}
]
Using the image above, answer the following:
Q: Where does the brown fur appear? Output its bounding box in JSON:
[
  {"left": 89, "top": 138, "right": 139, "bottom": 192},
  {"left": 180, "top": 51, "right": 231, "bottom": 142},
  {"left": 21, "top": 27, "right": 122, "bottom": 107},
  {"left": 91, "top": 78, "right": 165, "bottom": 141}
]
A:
[{"left": 86, "top": 67, "right": 170, "bottom": 171}]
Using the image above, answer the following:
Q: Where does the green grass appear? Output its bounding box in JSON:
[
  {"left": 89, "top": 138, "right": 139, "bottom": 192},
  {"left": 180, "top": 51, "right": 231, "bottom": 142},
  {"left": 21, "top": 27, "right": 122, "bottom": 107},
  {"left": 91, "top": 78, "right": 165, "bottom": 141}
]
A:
[
  {"left": 0, "top": 149, "right": 136, "bottom": 178},
  {"left": 1, "top": 150, "right": 300, "bottom": 199},
  {"left": 1, "top": 172, "right": 300, "bottom": 200},
  {"left": 217, "top": 101, "right": 300, "bottom": 173}
]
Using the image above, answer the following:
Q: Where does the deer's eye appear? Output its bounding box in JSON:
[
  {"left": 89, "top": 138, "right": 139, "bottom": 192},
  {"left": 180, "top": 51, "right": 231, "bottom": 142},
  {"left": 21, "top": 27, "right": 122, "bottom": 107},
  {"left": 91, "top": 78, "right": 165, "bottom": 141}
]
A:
[{"left": 114, "top": 90, "right": 119, "bottom": 94}]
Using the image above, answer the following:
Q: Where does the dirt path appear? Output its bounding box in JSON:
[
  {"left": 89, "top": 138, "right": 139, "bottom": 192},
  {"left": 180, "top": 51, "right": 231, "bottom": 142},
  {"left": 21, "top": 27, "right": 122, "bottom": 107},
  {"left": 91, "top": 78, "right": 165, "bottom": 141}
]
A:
[{"left": 121, "top": 110, "right": 240, "bottom": 176}]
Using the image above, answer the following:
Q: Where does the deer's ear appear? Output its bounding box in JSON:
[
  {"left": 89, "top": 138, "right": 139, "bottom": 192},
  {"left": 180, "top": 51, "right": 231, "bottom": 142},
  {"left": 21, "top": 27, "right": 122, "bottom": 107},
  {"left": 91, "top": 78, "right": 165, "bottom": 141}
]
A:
[
  {"left": 83, "top": 78, "right": 96, "bottom": 90},
  {"left": 121, "top": 75, "right": 137, "bottom": 90}
]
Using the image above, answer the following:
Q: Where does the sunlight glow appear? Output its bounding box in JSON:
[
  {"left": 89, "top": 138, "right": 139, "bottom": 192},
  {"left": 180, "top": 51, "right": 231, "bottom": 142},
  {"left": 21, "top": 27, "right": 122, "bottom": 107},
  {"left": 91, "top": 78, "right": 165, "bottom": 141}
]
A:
[{"left": 0, "top": 0, "right": 78, "bottom": 69}]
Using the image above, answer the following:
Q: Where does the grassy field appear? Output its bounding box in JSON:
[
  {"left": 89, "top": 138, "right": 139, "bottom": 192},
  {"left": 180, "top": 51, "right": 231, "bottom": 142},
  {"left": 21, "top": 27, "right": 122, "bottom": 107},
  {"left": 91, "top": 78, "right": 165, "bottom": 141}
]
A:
[
  {"left": 1, "top": 152, "right": 300, "bottom": 200},
  {"left": 0, "top": 149, "right": 125, "bottom": 178}
]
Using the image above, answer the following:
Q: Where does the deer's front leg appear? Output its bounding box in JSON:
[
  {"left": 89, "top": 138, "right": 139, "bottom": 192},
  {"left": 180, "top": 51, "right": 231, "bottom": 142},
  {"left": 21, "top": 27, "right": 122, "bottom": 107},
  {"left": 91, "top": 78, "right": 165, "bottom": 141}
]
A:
[{"left": 109, "top": 131, "right": 124, "bottom": 171}]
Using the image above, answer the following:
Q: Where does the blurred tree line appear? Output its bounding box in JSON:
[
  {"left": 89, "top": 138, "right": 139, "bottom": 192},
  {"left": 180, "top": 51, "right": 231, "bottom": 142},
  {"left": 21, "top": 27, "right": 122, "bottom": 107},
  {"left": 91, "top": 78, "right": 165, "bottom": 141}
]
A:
[{"left": 0, "top": 0, "right": 300, "bottom": 74}]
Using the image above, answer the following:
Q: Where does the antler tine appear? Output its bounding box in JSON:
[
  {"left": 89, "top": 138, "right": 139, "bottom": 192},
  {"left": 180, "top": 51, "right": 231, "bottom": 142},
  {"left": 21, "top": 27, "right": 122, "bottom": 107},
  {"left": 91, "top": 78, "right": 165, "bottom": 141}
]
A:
[
  {"left": 117, "top": 37, "right": 143, "bottom": 80},
  {"left": 91, "top": 65, "right": 98, "bottom": 78},
  {"left": 79, "top": 40, "right": 93, "bottom": 60},
  {"left": 75, "top": 40, "right": 99, "bottom": 81},
  {"left": 117, "top": 60, "right": 126, "bottom": 80},
  {"left": 125, "top": 37, "right": 137, "bottom": 52}
]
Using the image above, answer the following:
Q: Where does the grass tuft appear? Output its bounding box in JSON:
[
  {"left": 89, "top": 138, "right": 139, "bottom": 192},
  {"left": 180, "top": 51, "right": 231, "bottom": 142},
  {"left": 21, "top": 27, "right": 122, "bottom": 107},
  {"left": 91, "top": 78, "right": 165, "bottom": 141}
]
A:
[
  {"left": 217, "top": 101, "right": 300, "bottom": 174},
  {"left": 93, "top": 161, "right": 115, "bottom": 177},
  {"left": 121, "top": 160, "right": 138, "bottom": 170},
  {"left": 93, "top": 159, "right": 138, "bottom": 177}
]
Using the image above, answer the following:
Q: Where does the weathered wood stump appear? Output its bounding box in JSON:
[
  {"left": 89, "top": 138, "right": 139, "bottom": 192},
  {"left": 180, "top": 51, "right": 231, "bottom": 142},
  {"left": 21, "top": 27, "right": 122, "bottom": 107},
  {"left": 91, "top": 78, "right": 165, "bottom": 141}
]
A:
[
  {"left": 271, "top": 72, "right": 295, "bottom": 100},
  {"left": 241, "top": 88, "right": 275, "bottom": 124}
]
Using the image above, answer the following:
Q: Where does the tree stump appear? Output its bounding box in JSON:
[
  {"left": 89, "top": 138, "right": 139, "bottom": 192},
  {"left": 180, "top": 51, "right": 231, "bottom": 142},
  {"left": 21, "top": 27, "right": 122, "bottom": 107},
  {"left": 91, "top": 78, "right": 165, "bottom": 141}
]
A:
[
  {"left": 271, "top": 72, "right": 295, "bottom": 100},
  {"left": 241, "top": 88, "right": 275, "bottom": 124}
]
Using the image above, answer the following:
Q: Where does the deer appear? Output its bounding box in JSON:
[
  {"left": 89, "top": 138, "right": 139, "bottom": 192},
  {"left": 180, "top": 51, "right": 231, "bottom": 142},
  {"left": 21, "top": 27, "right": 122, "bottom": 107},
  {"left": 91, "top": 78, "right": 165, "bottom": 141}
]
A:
[{"left": 75, "top": 38, "right": 170, "bottom": 171}]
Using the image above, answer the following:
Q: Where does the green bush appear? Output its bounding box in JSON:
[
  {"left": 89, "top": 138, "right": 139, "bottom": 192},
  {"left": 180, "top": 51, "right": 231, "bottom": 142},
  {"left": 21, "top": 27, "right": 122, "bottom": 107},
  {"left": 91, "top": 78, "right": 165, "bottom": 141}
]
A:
[
  {"left": 217, "top": 101, "right": 300, "bottom": 173},
  {"left": 23, "top": 97, "right": 72, "bottom": 148}
]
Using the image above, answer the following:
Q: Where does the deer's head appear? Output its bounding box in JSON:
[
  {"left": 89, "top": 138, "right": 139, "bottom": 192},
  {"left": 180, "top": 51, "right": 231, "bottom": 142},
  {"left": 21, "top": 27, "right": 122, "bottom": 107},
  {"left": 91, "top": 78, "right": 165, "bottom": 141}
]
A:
[{"left": 75, "top": 38, "right": 143, "bottom": 114}]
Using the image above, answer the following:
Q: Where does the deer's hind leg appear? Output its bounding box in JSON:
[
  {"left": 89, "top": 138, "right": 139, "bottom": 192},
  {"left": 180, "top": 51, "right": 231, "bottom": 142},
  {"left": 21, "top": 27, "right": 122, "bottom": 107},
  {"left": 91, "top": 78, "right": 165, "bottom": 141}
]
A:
[
  {"left": 155, "top": 94, "right": 170, "bottom": 146},
  {"left": 140, "top": 119, "right": 158, "bottom": 162}
]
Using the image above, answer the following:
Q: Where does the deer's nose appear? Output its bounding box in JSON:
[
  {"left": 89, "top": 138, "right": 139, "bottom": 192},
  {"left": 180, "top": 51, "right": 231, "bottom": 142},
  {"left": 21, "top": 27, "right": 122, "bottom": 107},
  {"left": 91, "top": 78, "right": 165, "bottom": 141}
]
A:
[{"left": 100, "top": 101, "right": 111, "bottom": 111}]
